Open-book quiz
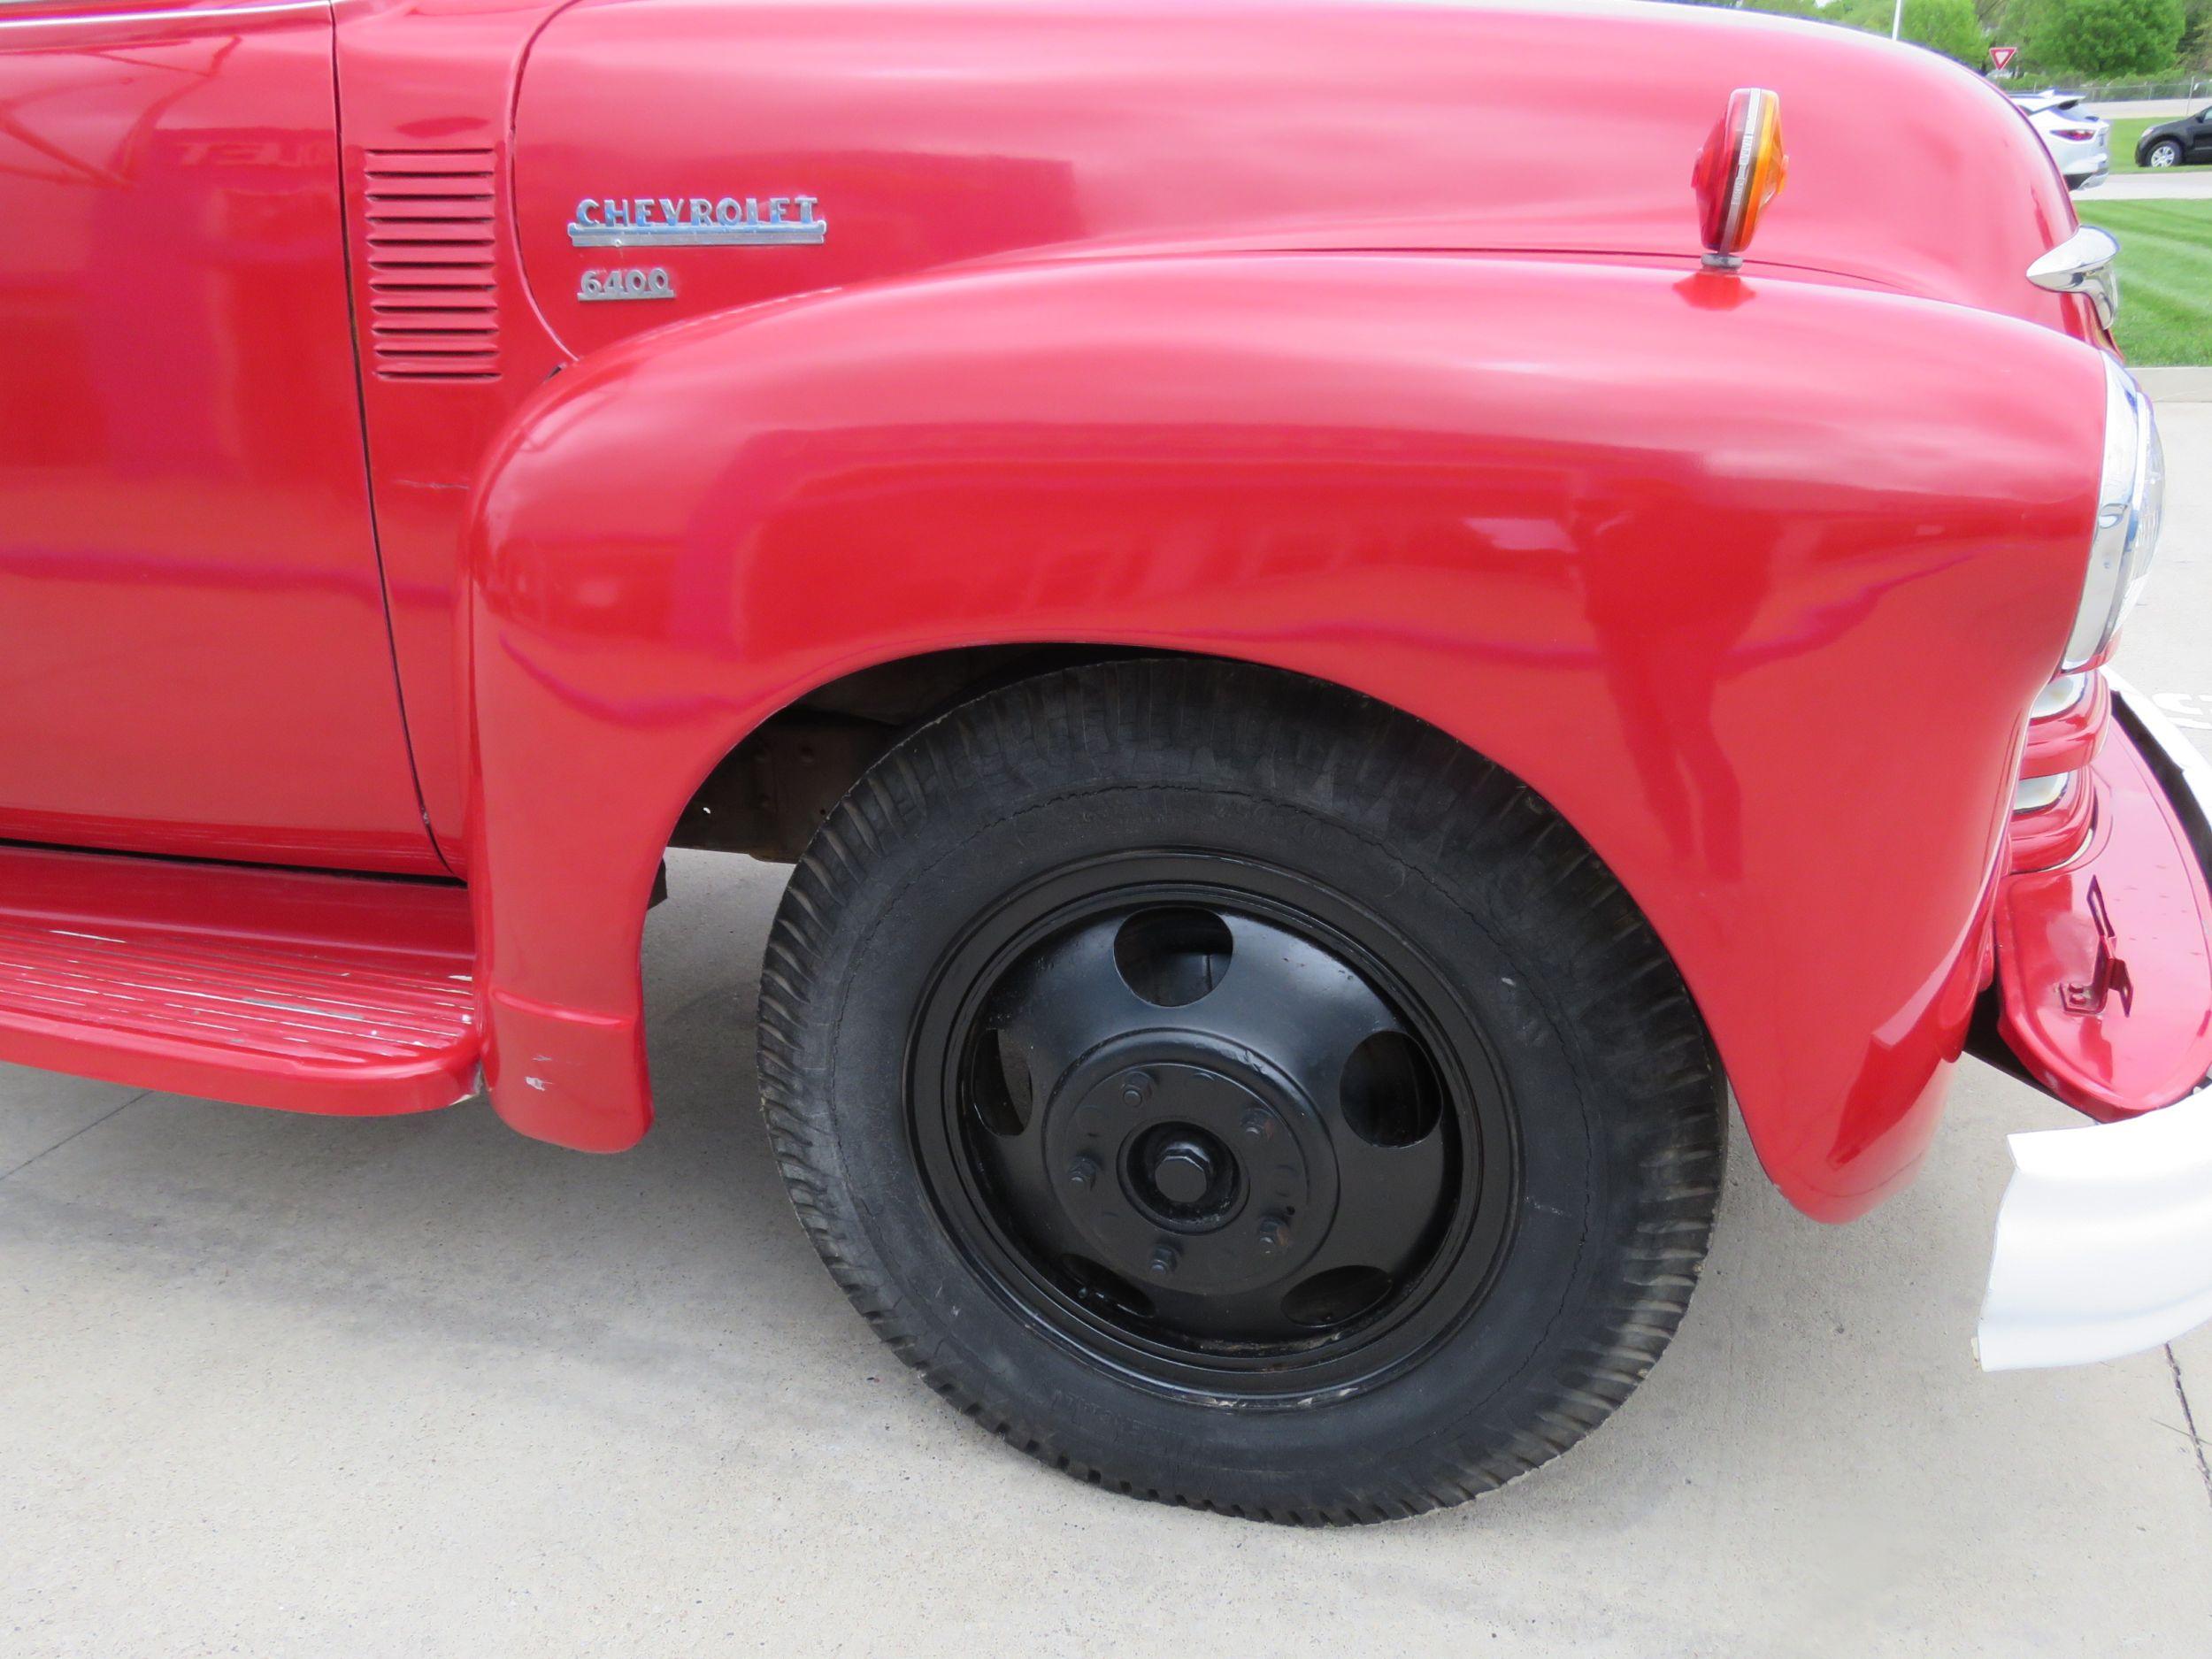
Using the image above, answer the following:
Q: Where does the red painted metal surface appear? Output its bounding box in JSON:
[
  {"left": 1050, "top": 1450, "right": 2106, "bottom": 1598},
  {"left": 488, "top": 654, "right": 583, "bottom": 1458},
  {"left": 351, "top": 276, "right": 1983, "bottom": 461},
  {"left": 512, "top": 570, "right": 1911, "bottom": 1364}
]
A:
[
  {"left": 511, "top": 0, "right": 2090, "bottom": 363},
  {"left": 0, "top": 0, "right": 438, "bottom": 872},
  {"left": 333, "top": 0, "right": 570, "bottom": 864},
  {"left": 1995, "top": 719, "right": 2212, "bottom": 1121},
  {"left": 2008, "top": 772, "right": 2100, "bottom": 875},
  {"left": 2020, "top": 672, "right": 2112, "bottom": 780},
  {"left": 0, "top": 0, "right": 2188, "bottom": 1225},
  {"left": 0, "top": 843, "right": 477, "bottom": 1114},
  {"left": 471, "top": 0, "right": 2112, "bottom": 1217},
  {"left": 466, "top": 251, "right": 2106, "bottom": 1215}
]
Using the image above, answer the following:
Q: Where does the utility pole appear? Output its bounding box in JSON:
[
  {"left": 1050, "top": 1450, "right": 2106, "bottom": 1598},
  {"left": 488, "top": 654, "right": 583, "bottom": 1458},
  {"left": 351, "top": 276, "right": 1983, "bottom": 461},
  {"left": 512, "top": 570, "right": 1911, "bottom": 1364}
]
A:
[{"left": 1892, "top": 0, "right": 1904, "bottom": 39}]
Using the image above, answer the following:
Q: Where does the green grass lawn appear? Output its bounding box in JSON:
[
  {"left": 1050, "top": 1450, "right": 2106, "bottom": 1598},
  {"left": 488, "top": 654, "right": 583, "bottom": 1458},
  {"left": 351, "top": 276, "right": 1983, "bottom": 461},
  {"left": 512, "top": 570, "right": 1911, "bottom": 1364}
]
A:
[{"left": 2072, "top": 200, "right": 2212, "bottom": 365}]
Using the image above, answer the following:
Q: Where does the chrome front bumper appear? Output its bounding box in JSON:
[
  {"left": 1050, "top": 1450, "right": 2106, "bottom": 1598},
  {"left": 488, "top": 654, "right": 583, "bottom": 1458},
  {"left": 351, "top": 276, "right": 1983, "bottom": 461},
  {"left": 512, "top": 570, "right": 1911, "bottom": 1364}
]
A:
[{"left": 1978, "top": 678, "right": 2212, "bottom": 1371}]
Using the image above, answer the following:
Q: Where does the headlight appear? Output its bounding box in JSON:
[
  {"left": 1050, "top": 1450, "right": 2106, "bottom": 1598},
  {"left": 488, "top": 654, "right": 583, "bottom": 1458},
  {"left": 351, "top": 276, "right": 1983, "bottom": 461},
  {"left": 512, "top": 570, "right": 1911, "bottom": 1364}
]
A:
[{"left": 2062, "top": 357, "right": 2163, "bottom": 671}]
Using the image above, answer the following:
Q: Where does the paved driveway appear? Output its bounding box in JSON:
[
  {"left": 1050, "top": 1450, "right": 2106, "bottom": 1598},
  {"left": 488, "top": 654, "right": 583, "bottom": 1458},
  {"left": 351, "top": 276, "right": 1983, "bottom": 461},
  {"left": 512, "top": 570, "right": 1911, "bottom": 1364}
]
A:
[{"left": 4, "top": 411, "right": 2210, "bottom": 1659}]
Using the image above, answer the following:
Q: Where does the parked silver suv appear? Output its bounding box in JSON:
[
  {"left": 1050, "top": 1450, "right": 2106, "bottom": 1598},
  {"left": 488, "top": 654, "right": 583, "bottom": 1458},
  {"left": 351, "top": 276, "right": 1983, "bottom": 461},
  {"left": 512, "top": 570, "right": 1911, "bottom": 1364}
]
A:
[{"left": 2013, "top": 94, "right": 2111, "bottom": 190}]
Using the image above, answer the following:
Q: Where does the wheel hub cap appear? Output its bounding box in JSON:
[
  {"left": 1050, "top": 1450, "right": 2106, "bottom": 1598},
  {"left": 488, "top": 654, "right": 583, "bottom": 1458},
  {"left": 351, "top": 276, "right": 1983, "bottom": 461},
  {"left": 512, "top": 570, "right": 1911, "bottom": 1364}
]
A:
[
  {"left": 1043, "top": 1046, "right": 1335, "bottom": 1302},
  {"left": 947, "top": 891, "right": 1479, "bottom": 1363}
]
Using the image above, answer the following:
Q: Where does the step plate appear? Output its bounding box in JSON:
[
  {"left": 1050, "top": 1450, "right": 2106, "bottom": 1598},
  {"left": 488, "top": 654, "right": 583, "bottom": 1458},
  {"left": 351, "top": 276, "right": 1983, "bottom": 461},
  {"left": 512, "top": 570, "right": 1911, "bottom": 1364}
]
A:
[{"left": 0, "top": 844, "right": 479, "bottom": 1115}]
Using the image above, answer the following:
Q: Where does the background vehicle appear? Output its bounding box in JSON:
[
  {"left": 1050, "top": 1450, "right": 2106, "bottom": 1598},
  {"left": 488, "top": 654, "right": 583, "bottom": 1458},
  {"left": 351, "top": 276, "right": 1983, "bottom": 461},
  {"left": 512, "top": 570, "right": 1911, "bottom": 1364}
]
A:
[
  {"left": 2137, "top": 105, "right": 2212, "bottom": 167},
  {"left": 0, "top": 0, "right": 2201, "bottom": 1525},
  {"left": 2014, "top": 95, "right": 2111, "bottom": 188}
]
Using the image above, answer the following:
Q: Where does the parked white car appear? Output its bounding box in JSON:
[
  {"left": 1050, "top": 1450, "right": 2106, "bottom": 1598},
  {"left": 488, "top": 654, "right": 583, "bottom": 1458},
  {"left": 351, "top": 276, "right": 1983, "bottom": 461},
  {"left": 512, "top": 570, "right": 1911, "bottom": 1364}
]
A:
[{"left": 2013, "top": 95, "right": 2110, "bottom": 190}]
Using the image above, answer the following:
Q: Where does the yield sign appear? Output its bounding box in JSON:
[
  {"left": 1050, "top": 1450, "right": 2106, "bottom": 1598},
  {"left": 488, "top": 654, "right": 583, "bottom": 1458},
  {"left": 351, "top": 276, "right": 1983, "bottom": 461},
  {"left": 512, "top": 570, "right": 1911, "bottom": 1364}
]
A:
[{"left": 1991, "top": 44, "right": 2019, "bottom": 69}]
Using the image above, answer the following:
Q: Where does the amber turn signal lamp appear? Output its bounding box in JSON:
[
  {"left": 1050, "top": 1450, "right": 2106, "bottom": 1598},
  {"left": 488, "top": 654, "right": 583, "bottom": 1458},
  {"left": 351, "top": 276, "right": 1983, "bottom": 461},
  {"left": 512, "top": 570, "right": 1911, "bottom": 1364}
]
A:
[{"left": 1692, "top": 88, "right": 1787, "bottom": 271}]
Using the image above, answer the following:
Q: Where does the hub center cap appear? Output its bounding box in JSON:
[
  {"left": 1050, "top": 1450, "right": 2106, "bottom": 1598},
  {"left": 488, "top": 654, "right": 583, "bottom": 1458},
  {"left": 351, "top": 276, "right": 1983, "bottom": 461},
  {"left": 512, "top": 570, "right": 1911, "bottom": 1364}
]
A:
[{"left": 1041, "top": 1046, "right": 1335, "bottom": 1296}]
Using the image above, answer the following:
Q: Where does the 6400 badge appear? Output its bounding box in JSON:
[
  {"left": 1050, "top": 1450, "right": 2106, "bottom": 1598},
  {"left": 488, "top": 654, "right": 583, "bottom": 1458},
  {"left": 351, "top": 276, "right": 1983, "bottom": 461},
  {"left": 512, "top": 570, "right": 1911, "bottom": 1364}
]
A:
[{"left": 579, "top": 265, "right": 675, "bottom": 303}]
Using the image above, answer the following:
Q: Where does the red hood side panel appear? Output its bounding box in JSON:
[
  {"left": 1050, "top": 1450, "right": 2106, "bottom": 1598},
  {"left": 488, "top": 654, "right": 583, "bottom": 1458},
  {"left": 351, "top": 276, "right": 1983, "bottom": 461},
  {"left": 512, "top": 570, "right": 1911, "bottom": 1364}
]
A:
[{"left": 513, "top": 0, "right": 2085, "bottom": 357}]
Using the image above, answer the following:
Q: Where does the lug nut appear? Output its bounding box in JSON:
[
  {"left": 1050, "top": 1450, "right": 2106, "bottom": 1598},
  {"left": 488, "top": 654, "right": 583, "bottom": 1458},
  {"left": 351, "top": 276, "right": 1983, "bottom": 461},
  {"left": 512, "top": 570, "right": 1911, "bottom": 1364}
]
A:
[
  {"left": 1148, "top": 1243, "right": 1179, "bottom": 1277},
  {"left": 1256, "top": 1215, "right": 1291, "bottom": 1256},
  {"left": 1066, "top": 1155, "right": 1100, "bottom": 1191},
  {"left": 1120, "top": 1071, "right": 1154, "bottom": 1108}
]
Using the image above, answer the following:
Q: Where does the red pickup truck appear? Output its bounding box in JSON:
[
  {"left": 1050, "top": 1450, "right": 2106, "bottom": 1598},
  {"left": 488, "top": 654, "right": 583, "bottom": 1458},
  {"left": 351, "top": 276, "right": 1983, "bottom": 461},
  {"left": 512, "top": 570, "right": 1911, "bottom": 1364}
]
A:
[{"left": 2, "top": 0, "right": 2204, "bottom": 1525}]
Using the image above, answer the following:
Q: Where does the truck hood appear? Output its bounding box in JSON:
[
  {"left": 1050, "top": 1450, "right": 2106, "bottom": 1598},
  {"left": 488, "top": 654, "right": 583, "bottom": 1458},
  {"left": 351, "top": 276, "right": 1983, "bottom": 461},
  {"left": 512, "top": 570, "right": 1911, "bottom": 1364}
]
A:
[{"left": 512, "top": 0, "right": 2085, "bottom": 357}]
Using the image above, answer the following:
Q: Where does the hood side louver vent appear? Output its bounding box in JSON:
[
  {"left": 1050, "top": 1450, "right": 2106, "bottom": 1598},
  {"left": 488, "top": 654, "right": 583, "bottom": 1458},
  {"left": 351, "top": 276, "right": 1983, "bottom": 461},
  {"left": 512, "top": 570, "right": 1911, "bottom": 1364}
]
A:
[{"left": 363, "top": 148, "right": 500, "bottom": 382}]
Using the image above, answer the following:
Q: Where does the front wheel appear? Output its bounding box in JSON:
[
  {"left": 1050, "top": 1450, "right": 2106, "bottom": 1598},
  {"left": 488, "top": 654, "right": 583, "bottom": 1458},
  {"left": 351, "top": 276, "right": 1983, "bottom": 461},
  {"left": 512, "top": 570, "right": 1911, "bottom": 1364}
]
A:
[
  {"left": 2147, "top": 140, "right": 2184, "bottom": 168},
  {"left": 757, "top": 660, "right": 1724, "bottom": 1523}
]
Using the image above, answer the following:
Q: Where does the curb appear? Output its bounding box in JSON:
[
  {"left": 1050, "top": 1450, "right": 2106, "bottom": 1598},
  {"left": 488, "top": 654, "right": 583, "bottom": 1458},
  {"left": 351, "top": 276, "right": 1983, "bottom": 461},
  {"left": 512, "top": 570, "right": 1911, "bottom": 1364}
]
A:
[{"left": 2137, "top": 366, "right": 2212, "bottom": 403}]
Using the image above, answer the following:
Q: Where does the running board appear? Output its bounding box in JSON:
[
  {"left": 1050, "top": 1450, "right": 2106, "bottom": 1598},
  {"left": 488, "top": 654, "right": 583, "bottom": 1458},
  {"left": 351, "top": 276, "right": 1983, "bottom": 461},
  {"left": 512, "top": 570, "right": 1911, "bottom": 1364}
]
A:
[{"left": 0, "top": 843, "right": 480, "bottom": 1116}]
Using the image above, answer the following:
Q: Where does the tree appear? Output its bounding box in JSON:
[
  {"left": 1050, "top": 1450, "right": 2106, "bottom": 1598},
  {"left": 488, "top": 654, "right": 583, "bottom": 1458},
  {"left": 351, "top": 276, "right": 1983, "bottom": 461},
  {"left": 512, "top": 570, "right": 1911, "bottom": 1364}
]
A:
[
  {"left": 2022, "top": 0, "right": 2186, "bottom": 74},
  {"left": 2181, "top": 0, "right": 2211, "bottom": 67},
  {"left": 1833, "top": 0, "right": 1994, "bottom": 65}
]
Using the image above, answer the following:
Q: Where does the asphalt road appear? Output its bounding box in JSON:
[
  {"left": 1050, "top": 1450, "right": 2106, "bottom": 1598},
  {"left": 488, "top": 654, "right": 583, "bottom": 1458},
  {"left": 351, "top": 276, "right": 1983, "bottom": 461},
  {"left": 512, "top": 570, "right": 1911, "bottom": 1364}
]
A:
[{"left": 4, "top": 405, "right": 2209, "bottom": 1658}]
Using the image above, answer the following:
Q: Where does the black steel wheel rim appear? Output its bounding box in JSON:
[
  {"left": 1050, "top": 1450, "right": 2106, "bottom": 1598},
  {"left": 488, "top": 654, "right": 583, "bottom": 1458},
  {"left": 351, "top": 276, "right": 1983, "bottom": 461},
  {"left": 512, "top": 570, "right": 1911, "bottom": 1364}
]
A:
[{"left": 908, "top": 850, "right": 1519, "bottom": 1403}]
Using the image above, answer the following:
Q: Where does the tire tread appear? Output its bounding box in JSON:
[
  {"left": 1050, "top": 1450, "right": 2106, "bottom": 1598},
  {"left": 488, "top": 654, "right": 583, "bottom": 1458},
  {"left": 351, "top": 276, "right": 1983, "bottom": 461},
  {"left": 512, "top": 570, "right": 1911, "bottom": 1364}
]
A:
[{"left": 757, "top": 658, "right": 1724, "bottom": 1525}]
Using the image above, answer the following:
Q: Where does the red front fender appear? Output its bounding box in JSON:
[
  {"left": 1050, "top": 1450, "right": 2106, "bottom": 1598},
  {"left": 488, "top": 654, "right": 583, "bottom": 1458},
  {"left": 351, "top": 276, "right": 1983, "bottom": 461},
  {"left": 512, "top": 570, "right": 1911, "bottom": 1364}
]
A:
[{"left": 465, "top": 251, "right": 2103, "bottom": 1218}]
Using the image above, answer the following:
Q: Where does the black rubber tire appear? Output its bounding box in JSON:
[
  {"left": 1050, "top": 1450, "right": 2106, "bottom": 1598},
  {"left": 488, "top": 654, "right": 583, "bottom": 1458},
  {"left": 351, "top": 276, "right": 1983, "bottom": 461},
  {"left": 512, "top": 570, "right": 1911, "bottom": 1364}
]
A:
[
  {"left": 757, "top": 659, "right": 1725, "bottom": 1524},
  {"left": 2147, "top": 140, "right": 2184, "bottom": 167}
]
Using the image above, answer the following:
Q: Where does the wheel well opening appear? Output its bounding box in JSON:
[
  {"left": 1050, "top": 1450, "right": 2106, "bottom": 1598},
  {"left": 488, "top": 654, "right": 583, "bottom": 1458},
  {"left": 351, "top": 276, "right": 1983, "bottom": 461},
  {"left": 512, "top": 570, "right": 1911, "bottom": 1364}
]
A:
[{"left": 671, "top": 644, "right": 1170, "bottom": 863}]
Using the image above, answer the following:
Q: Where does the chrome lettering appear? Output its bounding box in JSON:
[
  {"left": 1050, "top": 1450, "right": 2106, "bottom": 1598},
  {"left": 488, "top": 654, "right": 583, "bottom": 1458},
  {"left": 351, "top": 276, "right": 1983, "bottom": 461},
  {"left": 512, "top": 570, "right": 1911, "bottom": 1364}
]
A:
[{"left": 567, "top": 189, "right": 828, "bottom": 248}]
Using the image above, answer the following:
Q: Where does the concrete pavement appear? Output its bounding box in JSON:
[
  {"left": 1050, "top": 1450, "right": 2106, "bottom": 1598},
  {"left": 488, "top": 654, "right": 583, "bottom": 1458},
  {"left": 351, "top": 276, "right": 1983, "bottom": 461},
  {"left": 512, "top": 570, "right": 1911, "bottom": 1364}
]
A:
[
  {"left": 4, "top": 416, "right": 2211, "bottom": 1657},
  {"left": 2135, "top": 366, "right": 2212, "bottom": 403},
  {"left": 2081, "top": 171, "right": 2212, "bottom": 201},
  {"left": 2085, "top": 99, "right": 2202, "bottom": 119}
]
